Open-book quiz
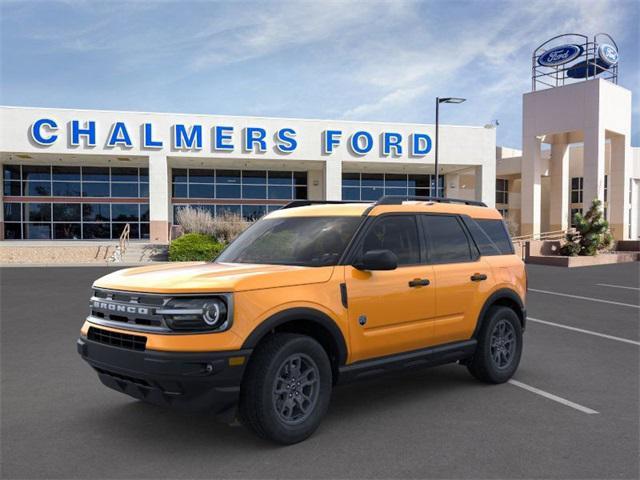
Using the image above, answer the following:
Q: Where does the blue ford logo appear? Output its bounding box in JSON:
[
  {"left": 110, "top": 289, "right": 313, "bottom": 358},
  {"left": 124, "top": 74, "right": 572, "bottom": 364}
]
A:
[
  {"left": 538, "top": 44, "right": 583, "bottom": 67},
  {"left": 598, "top": 44, "right": 618, "bottom": 66}
]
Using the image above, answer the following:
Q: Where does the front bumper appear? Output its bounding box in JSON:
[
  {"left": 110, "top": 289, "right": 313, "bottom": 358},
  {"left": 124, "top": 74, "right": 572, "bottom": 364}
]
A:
[{"left": 77, "top": 336, "right": 252, "bottom": 416}]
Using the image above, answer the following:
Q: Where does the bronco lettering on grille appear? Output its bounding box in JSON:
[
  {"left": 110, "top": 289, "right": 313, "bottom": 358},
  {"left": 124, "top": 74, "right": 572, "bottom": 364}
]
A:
[{"left": 92, "top": 300, "right": 149, "bottom": 315}]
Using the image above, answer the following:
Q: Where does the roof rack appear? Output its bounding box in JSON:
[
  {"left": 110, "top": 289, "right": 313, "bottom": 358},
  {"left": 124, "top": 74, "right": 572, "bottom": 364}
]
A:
[
  {"left": 375, "top": 195, "right": 487, "bottom": 207},
  {"left": 281, "top": 196, "right": 487, "bottom": 211},
  {"left": 281, "top": 200, "right": 367, "bottom": 210}
]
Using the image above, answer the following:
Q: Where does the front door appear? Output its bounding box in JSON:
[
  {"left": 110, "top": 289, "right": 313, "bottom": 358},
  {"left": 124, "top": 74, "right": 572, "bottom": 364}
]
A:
[{"left": 345, "top": 215, "right": 437, "bottom": 362}]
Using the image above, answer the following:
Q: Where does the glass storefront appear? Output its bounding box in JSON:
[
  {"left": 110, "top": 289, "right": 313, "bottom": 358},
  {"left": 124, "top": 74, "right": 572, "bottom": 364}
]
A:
[
  {"left": 3, "top": 165, "right": 149, "bottom": 240},
  {"left": 171, "top": 168, "right": 308, "bottom": 222},
  {"left": 342, "top": 172, "right": 444, "bottom": 201}
]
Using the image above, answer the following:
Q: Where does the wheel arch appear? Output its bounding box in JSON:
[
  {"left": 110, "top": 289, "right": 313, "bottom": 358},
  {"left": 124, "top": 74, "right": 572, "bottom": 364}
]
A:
[
  {"left": 241, "top": 307, "right": 348, "bottom": 381},
  {"left": 473, "top": 288, "right": 526, "bottom": 338}
]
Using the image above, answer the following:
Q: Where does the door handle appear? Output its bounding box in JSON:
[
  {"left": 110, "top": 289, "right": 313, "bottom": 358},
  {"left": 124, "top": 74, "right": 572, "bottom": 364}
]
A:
[
  {"left": 470, "top": 273, "right": 488, "bottom": 282},
  {"left": 408, "top": 278, "right": 430, "bottom": 287}
]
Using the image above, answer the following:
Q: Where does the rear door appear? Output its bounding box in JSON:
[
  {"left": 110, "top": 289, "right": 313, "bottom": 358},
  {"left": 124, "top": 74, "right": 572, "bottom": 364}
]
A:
[
  {"left": 421, "top": 214, "right": 493, "bottom": 344},
  {"left": 345, "top": 214, "right": 436, "bottom": 362}
]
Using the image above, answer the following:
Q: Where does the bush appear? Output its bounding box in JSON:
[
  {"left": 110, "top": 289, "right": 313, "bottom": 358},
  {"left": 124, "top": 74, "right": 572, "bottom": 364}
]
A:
[
  {"left": 176, "top": 207, "right": 251, "bottom": 243},
  {"left": 169, "top": 233, "right": 225, "bottom": 262},
  {"left": 560, "top": 199, "right": 614, "bottom": 256}
]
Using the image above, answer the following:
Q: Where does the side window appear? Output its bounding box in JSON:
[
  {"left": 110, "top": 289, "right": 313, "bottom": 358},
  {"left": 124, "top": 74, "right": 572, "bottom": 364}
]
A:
[
  {"left": 476, "top": 219, "right": 514, "bottom": 255},
  {"left": 422, "top": 215, "right": 472, "bottom": 264},
  {"left": 463, "top": 218, "right": 501, "bottom": 256},
  {"left": 359, "top": 215, "right": 420, "bottom": 266}
]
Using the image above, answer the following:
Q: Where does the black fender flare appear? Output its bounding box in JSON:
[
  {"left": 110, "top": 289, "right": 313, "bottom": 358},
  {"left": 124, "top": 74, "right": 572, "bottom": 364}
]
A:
[
  {"left": 241, "top": 307, "right": 348, "bottom": 366},
  {"left": 472, "top": 288, "right": 526, "bottom": 338}
]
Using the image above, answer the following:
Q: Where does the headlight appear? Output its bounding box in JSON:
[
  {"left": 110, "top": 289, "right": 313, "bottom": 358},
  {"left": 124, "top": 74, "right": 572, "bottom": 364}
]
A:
[{"left": 157, "top": 296, "right": 230, "bottom": 332}]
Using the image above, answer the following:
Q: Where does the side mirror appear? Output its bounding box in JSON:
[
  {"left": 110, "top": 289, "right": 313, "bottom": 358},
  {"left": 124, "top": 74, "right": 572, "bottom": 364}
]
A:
[{"left": 354, "top": 249, "right": 398, "bottom": 271}]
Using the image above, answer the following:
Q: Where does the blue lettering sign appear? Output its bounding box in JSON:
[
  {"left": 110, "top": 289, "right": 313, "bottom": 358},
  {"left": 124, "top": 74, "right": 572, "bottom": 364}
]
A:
[
  {"left": 214, "top": 126, "right": 234, "bottom": 151},
  {"left": 538, "top": 44, "right": 583, "bottom": 67},
  {"left": 173, "top": 124, "right": 203, "bottom": 149},
  {"left": 383, "top": 132, "right": 403, "bottom": 156},
  {"left": 411, "top": 133, "right": 432, "bottom": 156},
  {"left": 244, "top": 127, "right": 267, "bottom": 152},
  {"left": 107, "top": 122, "right": 133, "bottom": 147},
  {"left": 350, "top": 131, "right": 373, "bottom": 155},
  {"left": 30, "top": 118, "right": 58, "bottom": 145},
  {"left": 71, "top": 120, "right": 96, "bottom": 147},
  {"left": 275, "top": 128, "right": 297, "bottom": 153},
  {"left": 143, "top": 123, "right": 163, "bottom": 148},
  {"left": 323, "top": 130, "right": 342, "bottom": 154}
]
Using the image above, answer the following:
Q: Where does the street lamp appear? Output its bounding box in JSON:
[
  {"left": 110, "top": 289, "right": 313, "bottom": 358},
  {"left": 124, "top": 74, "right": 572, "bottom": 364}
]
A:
[{"left": 435, "top": 97, "right": 466, "bottom": 198}]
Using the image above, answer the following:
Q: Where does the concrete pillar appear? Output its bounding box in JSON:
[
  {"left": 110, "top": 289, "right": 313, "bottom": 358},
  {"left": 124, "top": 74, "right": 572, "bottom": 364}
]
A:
[
  {"left": 324, "top": 160, "right": 342, "bottom": 200},
  {"left": 521, "top": 135, "right": 542, "bottom": 236},
  {"left": 307, "top": 169, "right": 323, "bottom": 200},
  {"left": 609, "top": 134, "right": 631, "bottom": 240},
  {"left": 549, "top": 137, "right": 570, "bottom": 232},
  {"left": 582, "top": 126, "right": 606, "bottom": 212},
  {"left": 474, "top": 163, "right": 495, "bottom": 208},
  {"left": 148, "top": 153, "right": 170, "bottom": 244}
]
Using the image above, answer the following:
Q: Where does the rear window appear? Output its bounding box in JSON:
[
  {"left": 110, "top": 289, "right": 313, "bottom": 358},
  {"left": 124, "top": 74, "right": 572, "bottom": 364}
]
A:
[{"left": 472, "top": 219, "right": 514, "bottom": 255}]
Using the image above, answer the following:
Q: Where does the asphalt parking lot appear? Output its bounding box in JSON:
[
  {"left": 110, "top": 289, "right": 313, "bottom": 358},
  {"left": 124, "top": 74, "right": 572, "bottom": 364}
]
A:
[{"left": 1, "top": 263, "right": 639, "bottom": 479}]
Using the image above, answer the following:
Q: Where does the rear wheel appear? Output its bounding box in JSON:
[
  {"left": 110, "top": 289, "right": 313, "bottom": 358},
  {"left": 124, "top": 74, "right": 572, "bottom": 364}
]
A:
[
  {"left": 239, "top": 333, "right": 332, "bottom": 444},
  {"left": 467, "top": 306, "right": 522, "bottom": 383}
]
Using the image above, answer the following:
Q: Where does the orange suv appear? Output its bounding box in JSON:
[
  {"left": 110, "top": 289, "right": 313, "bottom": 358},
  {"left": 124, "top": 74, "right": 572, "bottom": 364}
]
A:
[{"left": 78, "top": 196, "right": 526, "bottom": 444}]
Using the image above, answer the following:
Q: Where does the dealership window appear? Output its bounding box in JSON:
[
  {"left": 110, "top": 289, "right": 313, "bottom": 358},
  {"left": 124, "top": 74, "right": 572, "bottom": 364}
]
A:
[
  {"left": 570, "top": 177, "right": 583, "bottom": 204},
  {"left": 496, "top": 179, "right": 508, "bottom": 204},
  {"left": 341, "top": 173, "right": 443, "bottom": 201},
  {"left": 570, "top": 208, "right": 582, "bottom": 228},
  {"left": 171, "top": 168, "right": 307, "bottom": 222},
  {"left": 3, "top": 164, "right": 149, "bottom": 240}
]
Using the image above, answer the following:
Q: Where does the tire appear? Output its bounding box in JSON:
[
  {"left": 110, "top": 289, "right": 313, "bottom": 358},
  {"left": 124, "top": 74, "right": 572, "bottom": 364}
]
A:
[
  {"left": 239, "top": 333, "right": 332, "bottom": 444},
  {"left": 467, "top": 306, "right": 523, "bottom": 384}
]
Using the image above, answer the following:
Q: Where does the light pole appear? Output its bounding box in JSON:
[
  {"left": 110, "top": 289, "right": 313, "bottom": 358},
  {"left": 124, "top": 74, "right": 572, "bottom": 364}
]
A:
[{"left": 435, "top": 97, "right": 466, "bottom": 198}]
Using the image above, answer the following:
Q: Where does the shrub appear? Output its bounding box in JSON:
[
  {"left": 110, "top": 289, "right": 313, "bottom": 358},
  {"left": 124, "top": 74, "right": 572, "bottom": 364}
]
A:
[
  {"left": 169, "top": 233, "right": 225, "bottom": 262},
  {"left": 176, "top": 207, "right": 251, "bottom": 243},
  {"left": 560, "top": 199, "right": 614, "bottom": 256}
]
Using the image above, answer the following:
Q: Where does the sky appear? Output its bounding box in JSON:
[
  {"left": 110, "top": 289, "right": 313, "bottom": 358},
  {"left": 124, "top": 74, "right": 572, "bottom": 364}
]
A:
[{"left": 1, "top": 0, "right": 638, "bottom": 148}]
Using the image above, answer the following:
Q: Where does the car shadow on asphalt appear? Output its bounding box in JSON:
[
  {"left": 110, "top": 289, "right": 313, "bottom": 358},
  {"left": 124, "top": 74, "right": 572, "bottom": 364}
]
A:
[{"left": 80, "top": 364, "right": 484, "bottom": 450}]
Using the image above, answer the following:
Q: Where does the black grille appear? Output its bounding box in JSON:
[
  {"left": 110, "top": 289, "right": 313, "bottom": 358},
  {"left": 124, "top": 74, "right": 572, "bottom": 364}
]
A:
[
  {"left": 88, "top": 326, "right": 147, "bottom": 351},
  {"left": 90, "top": 288, "right": 167, "bottom": 330}
]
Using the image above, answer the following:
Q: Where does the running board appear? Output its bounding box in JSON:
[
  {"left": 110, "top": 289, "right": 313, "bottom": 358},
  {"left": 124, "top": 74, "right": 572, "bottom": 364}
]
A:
[{"left": 337, "top": 339, "right": 477, "bottom": 384}]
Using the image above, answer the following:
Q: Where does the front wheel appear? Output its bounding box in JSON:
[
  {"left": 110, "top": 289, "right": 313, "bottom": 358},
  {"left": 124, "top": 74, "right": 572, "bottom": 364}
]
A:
[
  {"left": 239, "top": 333, "right": 332, "bottom": 444},
  {"left": 467, "top": 306, "right": 523, "bottom": 383}
]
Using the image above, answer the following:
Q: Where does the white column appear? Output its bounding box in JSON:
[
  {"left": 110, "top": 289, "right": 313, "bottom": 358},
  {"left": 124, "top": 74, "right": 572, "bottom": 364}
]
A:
[
  {"left": 549, "top": 137, "right": 570, "bottom": 232},
  {"left": 521, "top": 135, "right": 542, "bottom": 237},
  {"left": 609, "top": 134, "right": 631, "bottom": 240},
  {"left": 324, "top": 160, "right": 342, "bottom": 200},
  {"left": 582, "top": 126, "right": 606, "bottom": 212},
  {"left": 474, "top": 164, "right": 495, "bottom": 208},
  {"left": 148, "top": 153, "right": 170, "bottom": 244}
]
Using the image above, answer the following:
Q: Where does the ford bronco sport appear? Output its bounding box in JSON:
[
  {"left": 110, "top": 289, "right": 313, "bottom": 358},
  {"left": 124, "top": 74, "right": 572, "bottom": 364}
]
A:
[{"left": 78, "top": 196, "right": 526, "bottom": 444}]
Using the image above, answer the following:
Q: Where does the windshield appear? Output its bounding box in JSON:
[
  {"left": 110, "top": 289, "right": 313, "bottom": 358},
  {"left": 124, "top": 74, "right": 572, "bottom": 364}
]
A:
[{"left": 216, "top": 216, "right": 361, "bottom": 267}]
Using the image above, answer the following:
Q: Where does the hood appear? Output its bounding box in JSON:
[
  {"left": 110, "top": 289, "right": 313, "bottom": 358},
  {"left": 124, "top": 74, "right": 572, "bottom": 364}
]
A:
[{"left": 93, "top": 262, "right": 335, "bottom": 294}]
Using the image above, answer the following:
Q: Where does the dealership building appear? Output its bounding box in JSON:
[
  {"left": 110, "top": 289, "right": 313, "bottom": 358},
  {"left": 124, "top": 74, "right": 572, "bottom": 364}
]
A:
[
  {"left": 0, "top": 107, "right": 496, "bottom": 243},
  {"left": 0, "top": 34, "right": 638, "bottom": 246}
]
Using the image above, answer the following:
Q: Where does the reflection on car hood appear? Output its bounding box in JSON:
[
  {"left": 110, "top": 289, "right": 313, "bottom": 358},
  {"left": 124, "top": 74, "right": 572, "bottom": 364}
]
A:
[{"left": 93, "top": 262, "right": 335, "bottom": 294}]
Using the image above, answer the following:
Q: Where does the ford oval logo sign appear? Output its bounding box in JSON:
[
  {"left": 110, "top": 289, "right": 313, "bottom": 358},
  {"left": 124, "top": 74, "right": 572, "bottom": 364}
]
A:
[
  {"left": 598, "top": 44, "right": 618, "bottom": 67},
  {"left": 538, "top": 44, "right": 583, "bottom": 67}
]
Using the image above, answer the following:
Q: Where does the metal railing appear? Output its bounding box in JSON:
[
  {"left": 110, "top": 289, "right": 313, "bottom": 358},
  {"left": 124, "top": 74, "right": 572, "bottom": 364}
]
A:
[
  {"left": 511, "top": 228, "right": 572, "bottom": 244},
  {"left": 109, "top": 223, "right": 131, "bottom": 263}
]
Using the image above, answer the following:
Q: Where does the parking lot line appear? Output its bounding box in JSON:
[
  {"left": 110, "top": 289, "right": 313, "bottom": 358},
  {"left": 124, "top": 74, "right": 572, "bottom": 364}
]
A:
[
  {"left": 528, "top": 317, "right": 640, "bottom": 346},
  {"left": 529, "top": 288, "right": 640, "bottom": 309},
  {"left": 596, "top": 283, "right": 640, "bottom": 291},
  {"left": 508, "top": 380, "right": 599, "bottom": 415}
]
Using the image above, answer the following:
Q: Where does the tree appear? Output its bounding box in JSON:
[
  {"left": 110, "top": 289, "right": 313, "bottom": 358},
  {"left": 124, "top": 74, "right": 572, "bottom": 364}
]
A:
[{"left": 560, "top": 199, "right": 614, "bottom": 256}]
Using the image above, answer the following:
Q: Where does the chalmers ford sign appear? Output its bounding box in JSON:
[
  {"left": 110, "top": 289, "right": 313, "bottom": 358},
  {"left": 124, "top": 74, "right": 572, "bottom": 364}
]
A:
[{"left": 29, "top": 118, "right": 434, "bottom": 157}]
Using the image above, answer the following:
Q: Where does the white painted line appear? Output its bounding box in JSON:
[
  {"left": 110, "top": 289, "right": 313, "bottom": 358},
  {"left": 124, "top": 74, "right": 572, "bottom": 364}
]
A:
[
  {"left": 527, "top": 317, "right": 640, "bottom": 346},
  {"left": 508, "top": 380, "right": 599, "bottom": 415},
  {"left": 596, "top": 283, "right": 640, "bottom": 291},
  {"left": 529, "top": 288, "right": 640, "bottom": 309}
]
